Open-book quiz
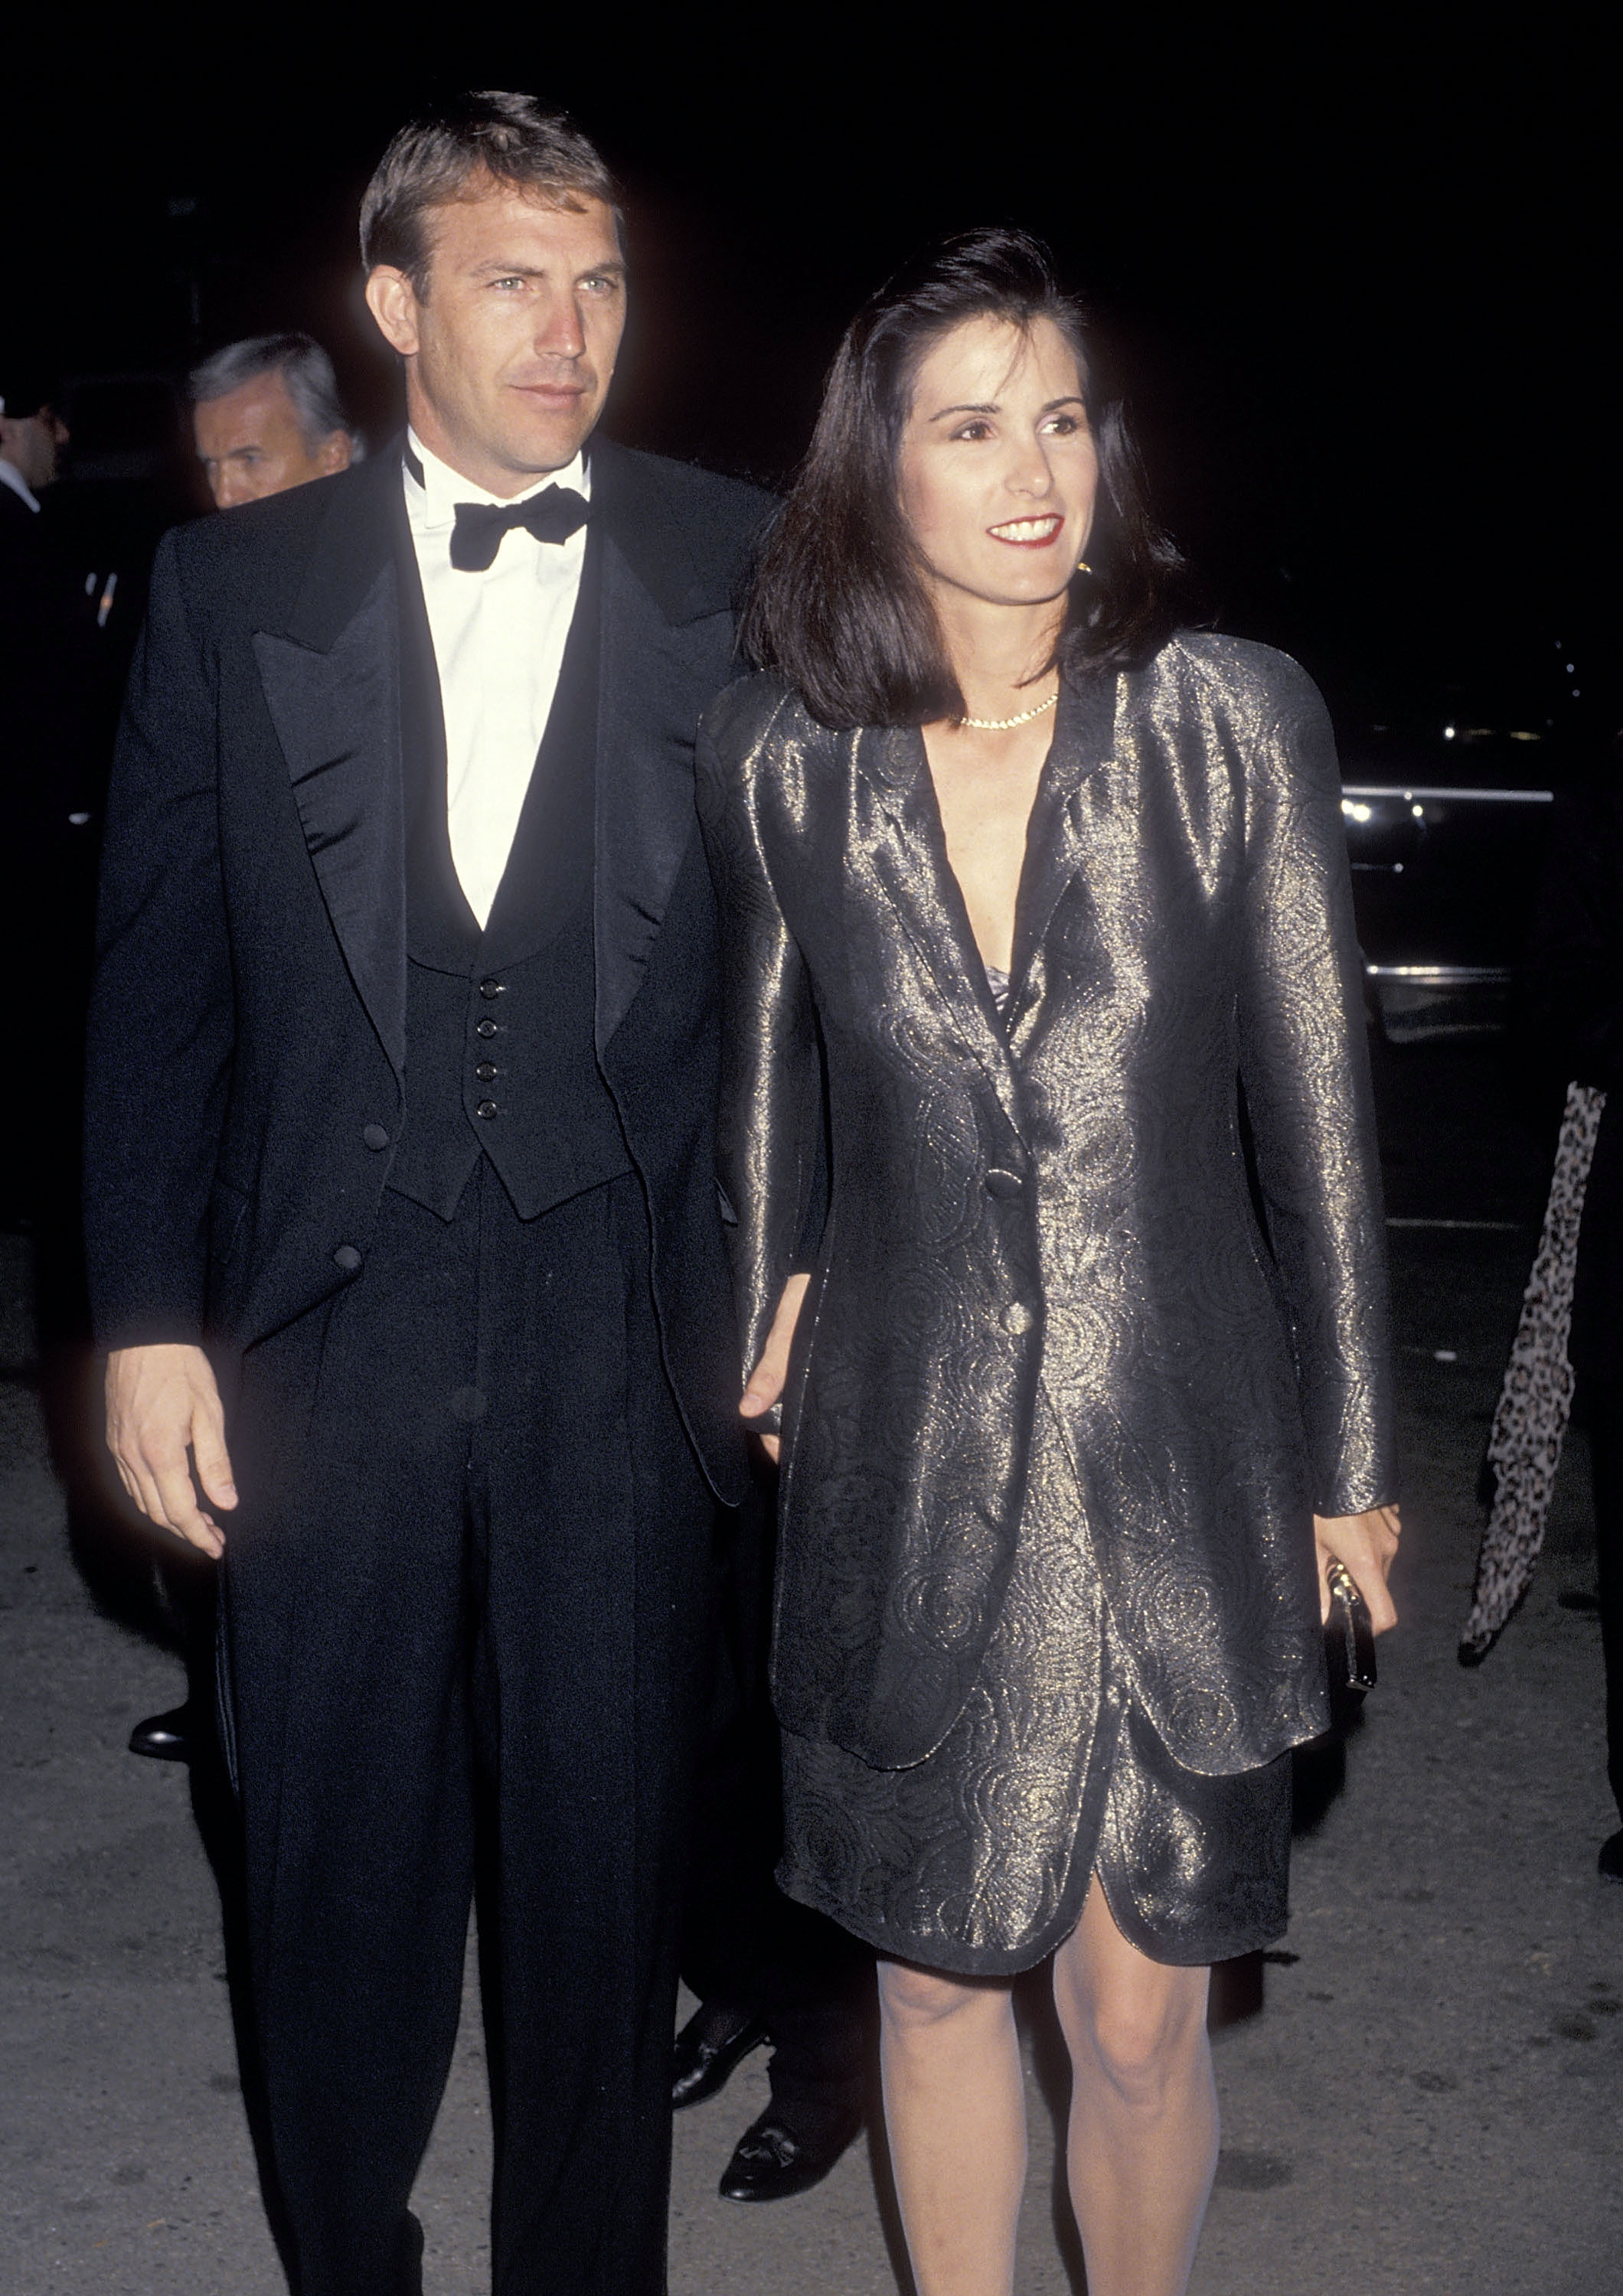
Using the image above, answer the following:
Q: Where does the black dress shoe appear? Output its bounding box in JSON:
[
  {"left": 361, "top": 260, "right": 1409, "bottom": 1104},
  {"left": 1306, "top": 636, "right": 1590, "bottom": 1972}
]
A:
[
  {"left": 394, "top": 2208, "right": 425, "bottom": 2294},
  {"left": 718, "top": 2100, "right": 862, "bottom": 2203},
  {"left": 672, "top": 2001, "right": 767, "bottom": 2109},
  {"left": 1599, "top": 1828, "right": 1623, "bottom": 1883},
  {"left": 128, "top": 1704, "right": 194, "bottom": 1763}
]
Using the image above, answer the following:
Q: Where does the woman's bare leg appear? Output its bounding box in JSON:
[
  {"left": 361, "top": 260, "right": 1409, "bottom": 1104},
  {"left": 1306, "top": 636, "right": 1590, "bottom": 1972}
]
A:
[
  {"left": 876, "top": 1959, "right": 1026, "bottom": 2296},
  {"left": 1050, "top": 1880, "right": 1217, "bottom": 2296}
]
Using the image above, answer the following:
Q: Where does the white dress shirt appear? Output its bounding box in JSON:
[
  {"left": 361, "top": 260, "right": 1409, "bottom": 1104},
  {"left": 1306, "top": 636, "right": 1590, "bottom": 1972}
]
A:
[
  {"left": 0, "top": 457, "right": 42, "bottom": 513},
  {"left": 403, "top": 429, "right": 590, "bottom": 928}
]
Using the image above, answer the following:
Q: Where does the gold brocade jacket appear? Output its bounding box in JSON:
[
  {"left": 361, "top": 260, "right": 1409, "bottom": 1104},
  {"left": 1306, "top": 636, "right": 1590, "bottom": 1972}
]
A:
[{"left": 696, "top": 635, "right": 1397, "bottom": 1776}]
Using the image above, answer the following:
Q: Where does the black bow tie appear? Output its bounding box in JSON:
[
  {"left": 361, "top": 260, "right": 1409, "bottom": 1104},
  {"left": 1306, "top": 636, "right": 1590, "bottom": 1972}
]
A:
[{"left": 449, "top": 486, "right": 589, "bottom": 572}]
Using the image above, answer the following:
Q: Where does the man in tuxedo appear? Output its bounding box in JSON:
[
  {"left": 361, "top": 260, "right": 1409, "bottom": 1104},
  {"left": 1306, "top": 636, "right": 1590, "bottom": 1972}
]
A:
[{"left": 84, "top": 93, "right": 769, "bottom": 2295}]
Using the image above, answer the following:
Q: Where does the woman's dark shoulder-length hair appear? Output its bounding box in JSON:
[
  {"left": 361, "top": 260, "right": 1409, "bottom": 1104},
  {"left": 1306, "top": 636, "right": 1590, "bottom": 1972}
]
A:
[{"left": 740, "top": 227, "right": 1185, "bottom": 730}]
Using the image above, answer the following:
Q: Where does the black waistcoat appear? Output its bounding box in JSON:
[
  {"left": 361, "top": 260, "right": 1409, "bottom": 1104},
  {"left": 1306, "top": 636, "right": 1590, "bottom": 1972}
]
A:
[{"left": 387, "top": 530, "right": 633, "bottom": 1222}]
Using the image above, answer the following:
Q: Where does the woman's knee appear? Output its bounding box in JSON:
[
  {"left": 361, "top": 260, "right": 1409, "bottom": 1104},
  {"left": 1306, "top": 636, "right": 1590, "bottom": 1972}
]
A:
[
  {"left": 1058, "top": 1962, "right": 1209, "bottom": 2108},
  {"left": 878, "top": 1958, "right": 1008, "bottom": 2037},
  {"left": 1096, "top": 1988, "right": 1205, "bottom": 2099}
]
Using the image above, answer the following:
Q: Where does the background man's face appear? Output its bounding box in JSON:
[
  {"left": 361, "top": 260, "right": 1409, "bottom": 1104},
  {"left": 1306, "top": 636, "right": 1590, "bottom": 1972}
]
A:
[
  {"left": 194, "top": 371, "right": 352, "bottom": 507},
  {"left": 364, "top": 181, "right": 625, "bottom": 497},
  {"left": 0, "top": 406, "right": 69, "bottom": 491}
]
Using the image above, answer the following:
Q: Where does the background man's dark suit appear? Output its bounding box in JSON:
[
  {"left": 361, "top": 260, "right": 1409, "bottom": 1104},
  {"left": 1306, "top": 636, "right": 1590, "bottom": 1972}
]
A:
[
  {"left": 83, "top": 437, "right": 771, "bottom": 2293},
  {"left": 1, "top": 478, "right": 101, "bottom": 1232}
]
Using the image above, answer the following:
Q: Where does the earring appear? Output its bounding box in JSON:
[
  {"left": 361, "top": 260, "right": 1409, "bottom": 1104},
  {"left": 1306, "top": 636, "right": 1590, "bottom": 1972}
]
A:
[{"left": 1076, "top": 559, "right": 1092, "bottom": 573}]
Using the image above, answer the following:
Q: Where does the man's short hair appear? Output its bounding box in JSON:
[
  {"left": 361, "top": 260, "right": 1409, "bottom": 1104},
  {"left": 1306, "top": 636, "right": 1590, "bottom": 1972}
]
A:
[
  {"left": 188, "top": 334, "right": 360, "bottom": 455},
  {"left": 360, "top": 90, "right": 620, "bottom": 294},
  {"left": 0, "top": 362, "right": 58, "bottom": 422}
]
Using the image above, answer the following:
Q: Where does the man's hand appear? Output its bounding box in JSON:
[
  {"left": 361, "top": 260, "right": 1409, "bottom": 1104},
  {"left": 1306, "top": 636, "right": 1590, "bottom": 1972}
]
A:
[
  {"left": 105, "top": 1344, "right": 237, "bottom": 1558},
  {"left": 740, "top": 1274, "right": 811, "bottom": 1466},
  {"left": 1314, "top": 1503, "right": 1400, "bottom": 1635}
]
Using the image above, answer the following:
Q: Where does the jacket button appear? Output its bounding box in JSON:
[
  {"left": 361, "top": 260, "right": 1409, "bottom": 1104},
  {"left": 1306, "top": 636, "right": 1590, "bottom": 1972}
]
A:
[
  {"left": 334, "top": 1244, "right": 363, "bottom": 1274},
  {"left": 476, "top": 1100, "right": 498, "bottom": 1120},
  {"left": 986, "top": 1167, "right": 1022, "bottom": 1199},
  {"left": 1002, "top": 1300, "right": 1035, "bottom": 1336},
  {"left": 475, "top": 1018, "right": 498, "bottom": 1039},
  {"left": 478, "top": 977, "right": 505, "bottom": 1000},
  {"left": 362, "top": 1124, "right": 390, "bottom": 1151},
  {"left": 474, "top": 1062, "right": 498, "bottom": 1083}
]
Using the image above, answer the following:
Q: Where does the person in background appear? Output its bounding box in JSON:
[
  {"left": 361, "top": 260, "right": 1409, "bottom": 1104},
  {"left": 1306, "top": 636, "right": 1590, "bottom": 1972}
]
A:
[
  {"left": 0, "top": 366, "right": 70, "bottom": 507},
  {"left": 675, "top": 1507, "right": 874, "bottom": 2200},
  {"left": 191, "top": 331, "right": 359, "bottom": 509},
  {"left": 0, "top": 361, "right": 94, "bottom": 1228},
  {"left": 1517, "top": 757, "right": 1623, "bottom": 1883}
]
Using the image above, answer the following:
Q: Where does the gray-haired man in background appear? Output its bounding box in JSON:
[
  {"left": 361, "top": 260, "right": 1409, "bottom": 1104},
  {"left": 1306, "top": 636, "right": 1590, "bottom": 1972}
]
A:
[{"left": 191, "top": 331, "right": 360, "bottom": 508}]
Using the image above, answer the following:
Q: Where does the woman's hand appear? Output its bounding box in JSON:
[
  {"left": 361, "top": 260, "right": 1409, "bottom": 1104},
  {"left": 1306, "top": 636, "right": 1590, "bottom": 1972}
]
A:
[
  {"left": 1314, "top": 1504, "right": 1401, "bottom": 1633},
  {"left": 740, "top": 1274, "right": 811, "bottom": 1463}
]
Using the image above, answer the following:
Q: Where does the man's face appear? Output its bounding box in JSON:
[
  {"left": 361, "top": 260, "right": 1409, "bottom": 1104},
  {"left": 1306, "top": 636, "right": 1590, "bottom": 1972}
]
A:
[
  {"left": 193, "top": 371, "right": 352, "bottom": 508},
  {"left": 364, "top": 180, "right": 625, "bottom": 497},
  {"left": 0, "top": 406, "right": 69, "bottom": 491}
]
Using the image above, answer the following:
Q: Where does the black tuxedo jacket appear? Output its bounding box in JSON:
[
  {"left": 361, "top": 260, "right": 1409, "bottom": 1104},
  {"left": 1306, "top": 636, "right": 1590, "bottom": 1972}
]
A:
[{"left": 83, "top": 440, "right": 772, "bottom": 1504}]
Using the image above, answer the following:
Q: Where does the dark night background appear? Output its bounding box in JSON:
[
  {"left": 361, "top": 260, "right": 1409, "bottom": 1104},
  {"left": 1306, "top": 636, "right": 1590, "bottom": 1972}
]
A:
[
  {"left": 4, "top": 18, "right": 1616, "bottom": 739},
  {"left": 4, "top": 32, "right": 1623, "bottom": 2288}
]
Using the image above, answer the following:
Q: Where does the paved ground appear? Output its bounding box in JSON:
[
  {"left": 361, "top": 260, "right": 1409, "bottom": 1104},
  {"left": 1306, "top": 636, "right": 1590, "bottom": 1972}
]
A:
[{"left": 3, "top": 1037, "right": 1620, "bottom": 2294}]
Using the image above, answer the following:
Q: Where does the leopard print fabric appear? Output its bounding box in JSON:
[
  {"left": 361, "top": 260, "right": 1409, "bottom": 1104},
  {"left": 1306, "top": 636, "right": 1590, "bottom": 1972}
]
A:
[{"left": 1461, "top": 1081, "right": 1608, "bottom": 1660}]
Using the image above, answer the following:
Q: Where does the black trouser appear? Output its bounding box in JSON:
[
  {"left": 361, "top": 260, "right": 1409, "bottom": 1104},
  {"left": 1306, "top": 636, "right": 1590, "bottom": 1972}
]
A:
[
  {"left": 218, "top": 1166, "right": 720, "bottom": 2295},
  {"left": 683, "top": 1473, "right": 873, "bottom": 2117}
]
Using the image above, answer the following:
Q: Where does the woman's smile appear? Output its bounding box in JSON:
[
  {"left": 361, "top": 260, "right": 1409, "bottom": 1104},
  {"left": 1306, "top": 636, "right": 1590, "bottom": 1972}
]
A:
[{"left": 987, "top": 512, "right": 1064, "bottom": 547}]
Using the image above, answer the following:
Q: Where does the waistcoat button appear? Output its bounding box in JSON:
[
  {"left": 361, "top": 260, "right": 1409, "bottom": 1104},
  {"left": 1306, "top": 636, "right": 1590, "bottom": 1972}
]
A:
[
  {"left": 474, "top": 1062, "right": 498, "bottom": 1082},
  {"left": 475, "top": 1018, "right": 498, "bottom": 1039},
  {"left": 478, "top": 978, "right": 505, "bottom": 1000},
  {"left": 476, "top": 1100, "right": 498, "bottom": 1120}
]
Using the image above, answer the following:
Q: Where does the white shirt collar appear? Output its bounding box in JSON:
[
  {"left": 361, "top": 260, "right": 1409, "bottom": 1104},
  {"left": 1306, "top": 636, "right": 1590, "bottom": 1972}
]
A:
[
  {"left": 403, "top": 428, "right": 589, "bottom": 531},
  {"left": 0, "top": 458, "right": 41, "bottom": 514}
]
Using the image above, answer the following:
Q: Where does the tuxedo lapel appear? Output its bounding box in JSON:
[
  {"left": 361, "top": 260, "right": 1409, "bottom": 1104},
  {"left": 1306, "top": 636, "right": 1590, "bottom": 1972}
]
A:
[
  {"left": 253, "top": 455, "right": 414, "bottom": 1077},
  {"left": 255, "top": 439, "right": 743, "bottom": 1071},
  {"left": 589, "top": 441, "right": 740, "bottom": 1056}
]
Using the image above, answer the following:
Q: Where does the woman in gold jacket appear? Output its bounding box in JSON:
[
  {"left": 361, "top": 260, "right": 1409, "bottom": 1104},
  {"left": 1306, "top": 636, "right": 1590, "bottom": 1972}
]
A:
[{"left": 697, "top": 229, "right": 1399, "bottom": 2296}]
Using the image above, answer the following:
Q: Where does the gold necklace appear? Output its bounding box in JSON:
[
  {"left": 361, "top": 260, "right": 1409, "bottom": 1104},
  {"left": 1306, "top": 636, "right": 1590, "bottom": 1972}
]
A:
[{"left": 958, "top": 690, "right": 1060, "bottom": 732}]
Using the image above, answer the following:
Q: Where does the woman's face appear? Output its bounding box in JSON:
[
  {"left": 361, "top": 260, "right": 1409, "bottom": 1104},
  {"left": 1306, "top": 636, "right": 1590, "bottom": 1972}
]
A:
[{"left": 896, "top": 313, "right": 1098, "bottom": 613}]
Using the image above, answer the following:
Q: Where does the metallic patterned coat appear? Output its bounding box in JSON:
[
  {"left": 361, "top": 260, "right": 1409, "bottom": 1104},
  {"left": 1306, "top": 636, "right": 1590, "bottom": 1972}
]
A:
[{"left": 696, "top": 634, "right": 1397, "bottom": 1777}]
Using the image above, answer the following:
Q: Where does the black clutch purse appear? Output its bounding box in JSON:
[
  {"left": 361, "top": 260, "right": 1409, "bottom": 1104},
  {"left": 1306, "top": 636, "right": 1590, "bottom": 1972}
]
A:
[{"left": 1324, "top": 1558, "right": 1377, "bottom": 1700}]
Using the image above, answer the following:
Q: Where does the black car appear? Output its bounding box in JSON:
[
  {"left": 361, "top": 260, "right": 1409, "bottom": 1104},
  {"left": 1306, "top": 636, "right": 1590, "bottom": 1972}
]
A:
[{"left": 1339, "top": 716, "right": 1562, "bottom": 1042}]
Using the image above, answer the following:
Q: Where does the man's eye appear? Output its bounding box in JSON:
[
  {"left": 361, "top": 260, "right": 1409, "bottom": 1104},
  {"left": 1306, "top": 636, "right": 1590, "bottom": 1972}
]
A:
[{"left": 580, "top": 274, "right": 622, "bottom": 295}]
